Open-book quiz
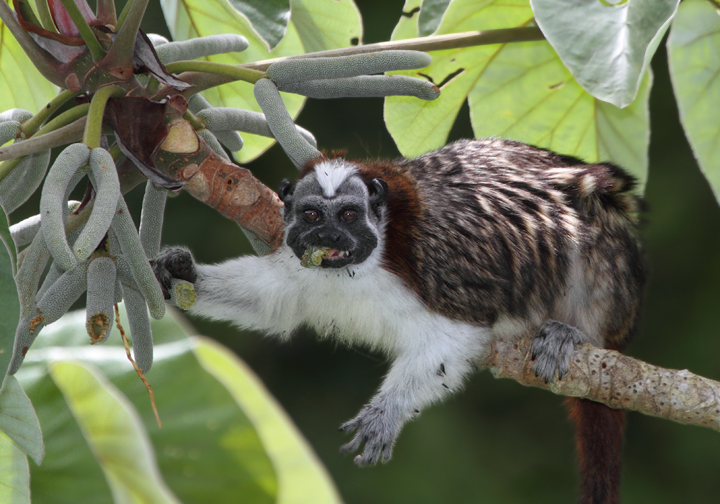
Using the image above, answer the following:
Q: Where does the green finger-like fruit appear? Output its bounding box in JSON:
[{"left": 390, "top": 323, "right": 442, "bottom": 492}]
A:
[
  {"left": 196, "top": 129, "right": 230, "bottom": 160},
  {"left": 254, "top": 78, "right": 321, "bottom": 169},
  {"left": 122, "top": 284, "right": 154, "bottom": 373},
  {"left": 196, "top": 107, "right": 316, "bottom": 147},
  {"left": 72, "top": 148, "right": 120, "bottom": 263},
  {"left": 40, "top": 143, "right": 90, "bottom": 271},
  {"left": 266, "top": 50, "right": 433, "bottom": 86},
  {"left": 85, "top": 256, "right": 117, "bottom": 344},
  {"left": 0, "top": 120, "right": 20, "bottom": 145},
  {"left": 0, "top": 109, "right": 33, "bottom": 123},
  {"left": 278, "top": 75, "right": 441, "bottom": 100},
  {"left": 111, "top": 198, "right": 165, "bottom": 320},
  {"left": 155, "top": 34, "right": 249, "bottom": 64},
  {"left": 139, "top": 181, "right": 167, "bottom": 257}
]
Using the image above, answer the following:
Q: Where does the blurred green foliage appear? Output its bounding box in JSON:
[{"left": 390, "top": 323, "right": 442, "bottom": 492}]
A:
[
  {"left": 2, "top": 0, "right": 720, "bottom": 502},
  {"left": 157, "top": 2, "right": 720, "bottom": 503}
]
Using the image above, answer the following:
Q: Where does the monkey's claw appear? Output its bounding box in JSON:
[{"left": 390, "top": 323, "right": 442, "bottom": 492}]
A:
[
  {"left": 531, "top": 320, "right": 586, "bottom": 383},
  {"left": 150, "top": 247, "right": 198, "bottom": 299},
  {"left": 339, "top": 404, "right": 400, "bottom": 466}
]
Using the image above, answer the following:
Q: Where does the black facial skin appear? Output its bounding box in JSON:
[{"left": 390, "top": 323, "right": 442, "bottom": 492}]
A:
[{"left": 280, "top": 174, "right": 385, "bottom": 269}]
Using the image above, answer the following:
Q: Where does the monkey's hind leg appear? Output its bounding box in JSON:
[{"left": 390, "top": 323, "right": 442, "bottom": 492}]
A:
[{"left": 531, "top": 320, "right": 586, "bottom": 383}]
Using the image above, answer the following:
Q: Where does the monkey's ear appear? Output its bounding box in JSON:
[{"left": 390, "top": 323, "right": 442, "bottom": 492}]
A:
[
  {"left": 278, "top": 179, "right": 294, "bottom": 203},
  {"left": 368, "top": 178, "right": 388, "bottom": 205}
]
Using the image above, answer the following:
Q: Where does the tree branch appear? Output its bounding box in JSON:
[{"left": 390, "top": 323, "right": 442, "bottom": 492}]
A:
[{"left": 486, "top": 336, "right": 720, "bottom": 432}]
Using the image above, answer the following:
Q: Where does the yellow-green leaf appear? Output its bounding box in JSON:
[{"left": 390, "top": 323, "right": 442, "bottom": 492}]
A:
[
  {"left": 49, "top": 361, "right": 181, "bottom": 504},
  {"left": 0, "top": 430, "right": 29, "bottom": 504}
]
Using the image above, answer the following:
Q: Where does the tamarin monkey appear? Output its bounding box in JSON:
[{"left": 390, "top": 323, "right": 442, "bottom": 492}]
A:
[{"left": 152, "top": 138, "right": 645, "bottom": 504}]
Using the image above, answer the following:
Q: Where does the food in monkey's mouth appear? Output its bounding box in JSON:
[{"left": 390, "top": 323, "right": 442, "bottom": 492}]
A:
[{"left": 300, "top": 246, "right": 351, "bottom": 267}]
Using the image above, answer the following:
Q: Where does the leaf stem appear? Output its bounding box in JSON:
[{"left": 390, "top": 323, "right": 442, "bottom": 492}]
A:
[
  {"left": 58, "top": 0, "right": 106, "bottom": 62},
  {"left": 0, "top": 117, "right": 86, "bottom": 165},
  {"left": 83, "top": 85, "right": 125, "bottom": 149},
  {"left": 165, "top": 60, "right": 265, "bottom": 84},
  {"left": 22, "top": 89, "right": 80, "bottom": 137},
  {"left": 104, "top": 0, "right": 149, "bottom": 70},
  {"left": 34, "top": 0, "right": 59, "bottom": 33},
  {"left": 183, "top": 109, "right": 204, "bottom": 131}
]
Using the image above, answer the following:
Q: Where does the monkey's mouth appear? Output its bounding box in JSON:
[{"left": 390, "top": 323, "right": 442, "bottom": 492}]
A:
[{"left": 300, "top": 246, "right": 352, "bottom": 268}]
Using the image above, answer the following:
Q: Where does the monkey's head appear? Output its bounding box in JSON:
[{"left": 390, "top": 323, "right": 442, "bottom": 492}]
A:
[{"left": 278, "top": 159, "right": 388, "bottom": 269}]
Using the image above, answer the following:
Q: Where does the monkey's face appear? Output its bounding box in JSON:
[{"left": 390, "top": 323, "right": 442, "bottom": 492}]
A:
[{"left": 279, "top": 162, "right": 387, "bottom": 269}]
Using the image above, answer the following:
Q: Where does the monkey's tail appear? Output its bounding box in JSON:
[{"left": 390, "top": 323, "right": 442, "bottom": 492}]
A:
[{"left": 566, "top": 397, "right": 625, "bottom": 504}]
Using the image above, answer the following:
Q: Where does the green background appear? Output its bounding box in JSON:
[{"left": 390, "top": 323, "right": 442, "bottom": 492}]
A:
[{"left": 10, "top": 0, "right": 720, "bottom": 502}]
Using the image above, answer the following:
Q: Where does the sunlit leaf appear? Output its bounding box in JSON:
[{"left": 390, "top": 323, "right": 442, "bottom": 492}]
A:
[
  {"left": 385, "top": 0, "right": 650, "bottom": 188},
  {"left": 530, "top": 0, "right": 678, "bottom": 108},
  {"left": 0, "top": 7, "right": 59, "bottom": 113},
  {"left": 160, "top": 0, "right": 361, "bottom": 163},
  {"left": 667, "top": 0, "right": 720, "bottom": 203},
  {"left": 227, "top": 0, "right": 290, "bottom": 50},
  {"left": 194, "top": 337, "right": 342, "bottom": 504},
  {"left": 0, "top": 376, "right": 43, "bottom": 464},
  {"left": 0, "top": 207, "right": 18, "bottom": 390},
  {"left": 0, "top": 430, "right": 29, "bottom": 504},
  {"left": 18, "top": 305, "right": 339, "bottom": 503},
  {"left": 49, "top": 361, "right": 181, "bottom": 504}
]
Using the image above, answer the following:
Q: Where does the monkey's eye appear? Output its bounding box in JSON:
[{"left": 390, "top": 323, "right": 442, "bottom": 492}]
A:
[
  {"left": 341, "top": 209, "right": 357, "bottom": 222},
  {"left": 304, "top": 209, "right": 320, "bottom": 222}
]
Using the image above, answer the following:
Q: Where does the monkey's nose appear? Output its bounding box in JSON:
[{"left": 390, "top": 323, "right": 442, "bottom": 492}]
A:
[{"left": 317, "top": 230, "right": 343, "bottom": 242}]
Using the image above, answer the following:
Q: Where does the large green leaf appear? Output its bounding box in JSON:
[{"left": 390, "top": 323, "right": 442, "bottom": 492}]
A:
[
  {"left": 194, "top": 337, "right": 341, "bottom": 504},
  {"left": 384, "top": 0, "right": 650, "bottom": 188},
  {"left": 160, "top": 0, "right": 361, "bottom": 163},
  {"left": 0, "top": 5, "right": 58, "bottom": 114},
  {"left": 17, "top": 306, "right": 341, "bottom": 503},
  {"left": 0, "top": 207, "right": 18, "bottom": 391},
  {"left": 530, "top": 0, "right": 678, "bottom": 108},
  {"left": 227, "top": 0, "right": 291, "bottom": 50},
  {"left": 0, "top": 376, "right": 43, "bottom": 465},
  {"left": 667, "top": 0, "right": 720, "bottom": 204},
  {"left": 50, "top": 361, "right": 181, "bottom": 504},
  {"left": 0, "top": 430, "right": 29, "bottom": 504}
]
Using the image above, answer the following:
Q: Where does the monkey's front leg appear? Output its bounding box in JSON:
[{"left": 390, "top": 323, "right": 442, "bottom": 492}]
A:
[{"left": 339, "top": 334, "right": 480, "bottom": 466}]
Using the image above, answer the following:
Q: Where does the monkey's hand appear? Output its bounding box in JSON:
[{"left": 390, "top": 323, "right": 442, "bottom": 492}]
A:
[
  {"left": 150, "top": 247, "right": 198, "bottom": 300},
  {"left": 531, "top": 320, "right": 586, "bottom": 383},
  {"left": 339, "top": 399, "right": 405, "bottom": 467}
]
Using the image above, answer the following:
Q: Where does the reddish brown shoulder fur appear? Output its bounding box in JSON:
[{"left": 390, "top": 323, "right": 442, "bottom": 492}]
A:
[{"left": 355, "top": 159, "right": 424, "bottom": 294}]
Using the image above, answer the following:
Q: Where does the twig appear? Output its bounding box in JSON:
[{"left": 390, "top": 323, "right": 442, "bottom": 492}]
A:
[
  {"left": 115, "top": 304, "right": 161, "bottom": 428},
  {"left": 486, "top": 336, "right": 720, "bottom": 432}
]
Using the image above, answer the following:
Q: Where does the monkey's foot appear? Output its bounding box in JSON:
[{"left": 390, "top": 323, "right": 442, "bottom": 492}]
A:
[
  {"left": 150, "top": 247, "right": 198, "bottom": 299},
  {"left": 531, "top": 320, "right": 586, "bottom": 382},
  {"left": 339, "top": 402, "right": 402, "bottom": 467}
]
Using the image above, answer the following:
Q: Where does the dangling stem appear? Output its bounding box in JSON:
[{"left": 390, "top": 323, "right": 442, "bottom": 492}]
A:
[
  {"left": 58, "top": 0, "right": 106, "bottom": 62},
  {"left": 165, "top": 61, "right": 265, "bottom": 84},
  {"left": 21, "top": 89, "right": 80, "bottom": 137},
  {"left": 83, "top": 86, "right": 125, "bottom": 149}
]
